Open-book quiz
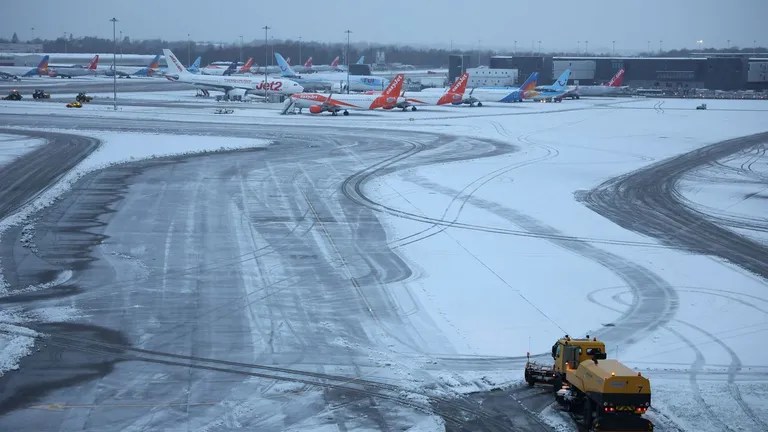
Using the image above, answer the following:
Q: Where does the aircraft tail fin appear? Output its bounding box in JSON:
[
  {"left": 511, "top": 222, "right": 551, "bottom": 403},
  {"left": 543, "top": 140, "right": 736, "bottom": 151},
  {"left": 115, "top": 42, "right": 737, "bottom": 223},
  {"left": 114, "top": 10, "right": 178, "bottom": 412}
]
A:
[
  {"left": 87, "top": 55, "right": 99, "bottom": 70},
  {"left": 304, "top": 57, "right": 313, "bottom": 68},
  {"left": 437, "top": 72, "right": 469, "bottom": 105},
  {"left": 520, "top": 72, "right": 539, "bottom": 92},
  {"left": 188, "top": 56, "right": 202, "bottom": 72},
  {"left": 162, "top": 49, "right": 188, "bottom": 75},
  {"left": 285, "top": 57, "right": 291, "bottom": 65},
  {"left": 356, "top": 56, "right": 365, "bottom": 65},
  {"left": 37, "top": 55, "right": 49, "bottom": 74},
  {"left": 24, "top": 55, "right": 49, "bottom": 76},
  {"left": 551, "top": 69, "right": 571, "bottom": 90},
  {"left": 607, "top": 68, "right": 625, "bottom": 86},
  {"left": 239, "top": 57, "right": 253, "bottom": 73},
  {"left": 275, "top": 53, "right": 298, "bottom": 77},
  {"left": 381, "top": 74, "right": 405, "bottom": 97},
  {"left": 330, "top": 56, "right": 339, "bottom": 68},
  {"left": 222, "top": 61, "right": 238, "bottom": 76}
]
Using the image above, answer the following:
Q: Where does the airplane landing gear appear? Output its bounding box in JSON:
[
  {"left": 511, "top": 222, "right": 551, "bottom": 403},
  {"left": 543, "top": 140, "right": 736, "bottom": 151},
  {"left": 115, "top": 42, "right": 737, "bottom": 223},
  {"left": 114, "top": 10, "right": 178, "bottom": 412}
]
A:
[
  {"left": 411, "top": 106, "right": 417, "bottom": 111},
  {"left": 343, "top": 110, "right": 349, "bottom": 116}
]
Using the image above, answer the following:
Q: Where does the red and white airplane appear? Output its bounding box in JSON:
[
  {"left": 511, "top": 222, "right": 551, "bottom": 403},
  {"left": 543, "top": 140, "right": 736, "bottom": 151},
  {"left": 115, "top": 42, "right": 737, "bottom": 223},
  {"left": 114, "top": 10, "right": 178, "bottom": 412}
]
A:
[
  {"left": 290, "top": 73, "right": 406, "bottom": 115},
  {"left": 48, "top": 55, "right": 99, "bottom": 78},
  {"left": 400, "top": 72, "right": 470, "bottom": 110},
  {"left": 573, "top": 68, "right": 628, "bottom": 96}
]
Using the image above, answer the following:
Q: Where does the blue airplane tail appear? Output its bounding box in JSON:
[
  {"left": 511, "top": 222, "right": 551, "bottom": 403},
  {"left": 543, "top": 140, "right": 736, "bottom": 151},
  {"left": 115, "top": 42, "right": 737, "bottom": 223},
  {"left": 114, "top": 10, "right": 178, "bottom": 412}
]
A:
[
  {"left": 275, "top": 52, "right": 298, "bottom": 77},
  {"left": 23, "top": 55, "right": 49, "bottom": 77},
  {"left": 356, "top": 56, "right": 365, "bottom": 65},
  {"left": 135, "top": 54, "right": 161, "bottom": 76},
  {"left": 188, "top": 56, "right": 201, "bottom": 72},
  {"left": 551, "top": 69, "right": 571, "bottom": 90}
]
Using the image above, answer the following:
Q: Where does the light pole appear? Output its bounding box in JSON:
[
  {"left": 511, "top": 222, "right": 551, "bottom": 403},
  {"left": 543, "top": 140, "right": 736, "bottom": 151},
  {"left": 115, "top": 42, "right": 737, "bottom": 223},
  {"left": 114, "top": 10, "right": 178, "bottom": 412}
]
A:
[
  {"left": 478, "top": 39, "right": 482, "bottom": 66},
  {"left": 187, "top": 33, "right": 191, "bottom": 66},
  {"left": 30, "top": 27, "right": 35, "bottom": 41},
  {"left": 119, "top": 31, "right": 123, "bottom": 59},
  {"left": 63, "top": 32, "right": 67, "bottom": 53},
  {"left": 345, "top": 29, "right": 352, "bottom": 93},
  {"left": 696, "top": 39, "right": 703, "bottom": 52},
  {"left": 537, "top": 40, "right": 541, "bottom": 55},
  {"left": 262, "top": 26, "right": 270, "bottom": 100},
  {"left": 298, "top": 36, "right": 302, "bottom": 66},
  {"left": 612, "top": 40, "right": 616, "bottom": 56},
  {"left": 659, "top": 40, "right": 663, "bottom": 54},
  {"left": 585, "top": 40, "right": 589, "bottom": 54},
  {"left": 271, "top": 36, "right": 275, "bottom": 66},
  {"left": 727, "top": 39, "right": 731, "bottom": 49},
  {"left": 239, "top": 35, "right": 243, "bottom": 64},
  {"left": 513, "top": 40, "right": 517, "bottom": 55},
  {"left": 647, "top": 40, "right": 651, "bottom": 54},
  {"left": 110, "top": 18, "right": 118, "bottom": 111}
]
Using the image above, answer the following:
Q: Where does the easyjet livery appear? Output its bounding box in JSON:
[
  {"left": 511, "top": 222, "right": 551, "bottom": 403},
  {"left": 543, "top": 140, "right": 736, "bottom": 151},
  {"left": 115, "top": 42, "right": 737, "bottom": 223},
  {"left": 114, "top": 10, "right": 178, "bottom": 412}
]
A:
[
  {"left": 290, "top": 73, "right": 406, "bottom": 115},
  {"left": 402, "top": 72, "right": 470, "bottom": 109}
]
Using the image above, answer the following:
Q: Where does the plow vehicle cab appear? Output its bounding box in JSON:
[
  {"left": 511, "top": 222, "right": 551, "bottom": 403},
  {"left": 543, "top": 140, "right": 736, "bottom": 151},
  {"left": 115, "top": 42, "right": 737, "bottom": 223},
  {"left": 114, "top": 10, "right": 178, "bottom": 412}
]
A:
[{"left": 525, "top": 336, "right": 653, "bottom": 431}]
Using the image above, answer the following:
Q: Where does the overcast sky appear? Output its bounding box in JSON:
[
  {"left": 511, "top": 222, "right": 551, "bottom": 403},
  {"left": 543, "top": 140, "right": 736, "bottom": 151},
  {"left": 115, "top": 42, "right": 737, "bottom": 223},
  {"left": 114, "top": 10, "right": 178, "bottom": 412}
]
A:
[{"left": 3, "top": 0, "right": 765, "bottom": 53}]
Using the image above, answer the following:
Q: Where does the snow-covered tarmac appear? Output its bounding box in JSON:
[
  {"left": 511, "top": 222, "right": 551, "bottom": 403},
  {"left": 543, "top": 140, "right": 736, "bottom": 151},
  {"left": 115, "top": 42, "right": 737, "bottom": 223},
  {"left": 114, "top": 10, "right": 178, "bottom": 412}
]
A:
[{"left": 0, "top": 93, "right": 767, "bottom": 431}]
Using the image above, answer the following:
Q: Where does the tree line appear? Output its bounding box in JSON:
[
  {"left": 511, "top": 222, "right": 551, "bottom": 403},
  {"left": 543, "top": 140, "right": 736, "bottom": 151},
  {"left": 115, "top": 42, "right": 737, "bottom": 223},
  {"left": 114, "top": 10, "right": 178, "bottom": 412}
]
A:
[{"left": 1, "top": 34, "right": 765, "bottom": 67}]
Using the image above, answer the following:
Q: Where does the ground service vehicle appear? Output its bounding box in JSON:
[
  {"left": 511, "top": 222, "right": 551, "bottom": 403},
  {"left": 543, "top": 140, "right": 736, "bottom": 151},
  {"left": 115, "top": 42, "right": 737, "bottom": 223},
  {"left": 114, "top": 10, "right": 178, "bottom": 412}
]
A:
[
  {"left": 66, "top": 101, "right": 82, "bottom": 108},
  {"left": 696, "top": 103, "right": 708, "bottom": 110},
  {"left": 75, "top": 92, "right": 93, "bottom": 103},
  {"left": 2, "top": 90, "right": 22, "bottom": 100},
  {"left": 33, "top": 89, "right": 50, "bottom": 99},
  {"left": 525, "top": 335, "right": 653, "bottom": 431}
]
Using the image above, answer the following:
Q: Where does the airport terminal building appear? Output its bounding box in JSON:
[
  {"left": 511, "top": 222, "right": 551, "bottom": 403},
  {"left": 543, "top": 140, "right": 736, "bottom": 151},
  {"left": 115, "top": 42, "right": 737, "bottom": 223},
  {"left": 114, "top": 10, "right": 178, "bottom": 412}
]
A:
[{"left": 451, "top": 53, "right": 768, "bottom": 92}]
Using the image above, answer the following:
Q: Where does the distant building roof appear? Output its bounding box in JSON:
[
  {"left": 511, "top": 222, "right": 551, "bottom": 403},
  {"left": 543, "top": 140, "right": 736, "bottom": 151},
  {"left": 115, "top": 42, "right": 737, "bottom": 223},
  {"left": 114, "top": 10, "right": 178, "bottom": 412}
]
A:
[{"left": 0, "top": 43, "right": 44, "bottom": 53}]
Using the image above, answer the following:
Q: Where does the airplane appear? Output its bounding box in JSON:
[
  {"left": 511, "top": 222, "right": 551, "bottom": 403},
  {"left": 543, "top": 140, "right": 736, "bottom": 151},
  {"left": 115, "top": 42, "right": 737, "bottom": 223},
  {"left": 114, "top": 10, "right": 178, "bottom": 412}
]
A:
[
  {"left": 572, "top": 68, "right": 628, "bottom": 96},
  {"left": 48, "top": 55, "right": 99, "bottom": 78},
  {"left": 528, "top": 69, "right": 573, "bottom": 102},
  {"left": 104, "top": 54, "right": 160, "bottom": 78},
  {"left": 439, "top": 71, "right": 538, "bottom": 106},
  {"left": 275, "top": 52, "right": 389, "bottom": 92},
  {"left": 0, "top": 55, "right": 49, "bottom": 79},
  {"left": 288, "top": 73, "right": 405, "bottom": 116},
  {"left": 231, "top": 58, "right": 254, "bottom": 75},
  {"left": 163, "top": 48, "right": 303, "bottom": 100},
  {"left": 201, "top": 60, "right": 238, "bottom": 76},
  {"left": 395, "top": 72, "right": 470, "bottom": 111},
  {"left": 289, "top": 56, "right": 313, "bottom": 74},
  {"left": 309, "top": 55, "right": 340, "bottom": 72}
]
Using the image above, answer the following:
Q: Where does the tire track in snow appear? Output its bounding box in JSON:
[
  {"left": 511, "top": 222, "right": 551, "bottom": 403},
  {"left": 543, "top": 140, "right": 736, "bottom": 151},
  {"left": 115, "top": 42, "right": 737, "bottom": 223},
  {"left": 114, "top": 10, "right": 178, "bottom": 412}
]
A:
[
  {"left": 404, "top": 176, "right": 678, "bottom": 347},
  {"left": 580, "top": 131, "right": 768, "bottom": 280}
]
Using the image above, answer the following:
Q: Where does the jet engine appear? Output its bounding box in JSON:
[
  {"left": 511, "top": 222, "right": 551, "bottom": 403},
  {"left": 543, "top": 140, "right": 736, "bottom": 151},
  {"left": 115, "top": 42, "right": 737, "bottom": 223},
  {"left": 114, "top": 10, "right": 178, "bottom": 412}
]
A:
[{"left": 225, "top": 88, "right": 248, "bottom": 101}]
